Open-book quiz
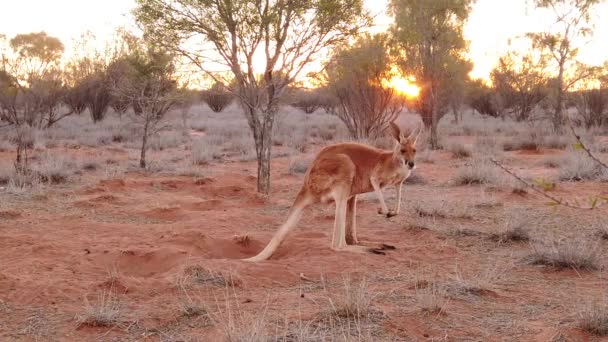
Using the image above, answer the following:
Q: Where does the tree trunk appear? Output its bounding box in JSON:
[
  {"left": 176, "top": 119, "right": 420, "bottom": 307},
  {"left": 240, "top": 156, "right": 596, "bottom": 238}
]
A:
[
  {"left": 554, "top": 64, "right": 566, "bottom": 132},
  {"left": 256, "top": 135, "right": 272, "bottom": 194},
  {"left": 140, "top": 120, "right": 149, "bottom": 169},
  {"left": 254, "top": 107, "right": 276, "bottom": 194}
]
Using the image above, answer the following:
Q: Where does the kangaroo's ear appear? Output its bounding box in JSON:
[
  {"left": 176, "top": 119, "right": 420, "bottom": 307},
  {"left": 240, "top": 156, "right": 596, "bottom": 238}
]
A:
[
  {"left": 412, "top": 125, "right": 423, "bottom": 144},
  {"left": 389, "top": 122, "right": 401, "bottom": 142}
]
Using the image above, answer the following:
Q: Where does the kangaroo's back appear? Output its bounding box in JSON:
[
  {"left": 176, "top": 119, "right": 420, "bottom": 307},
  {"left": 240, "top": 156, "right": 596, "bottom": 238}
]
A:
[{"left": 307, "top": 142, "right": 386, "bottom": 195}]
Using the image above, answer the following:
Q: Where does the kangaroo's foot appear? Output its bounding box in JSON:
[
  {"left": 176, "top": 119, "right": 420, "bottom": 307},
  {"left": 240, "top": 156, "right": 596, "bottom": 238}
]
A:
[
  {"left": 353, "top": 240, "right": 397, "bottom": 250},
  {"left": 333, "top": 244, "right": 396, "bottom": 256},
  {"left": 377, "top": 208, "right": 397, "bottom": 218}
]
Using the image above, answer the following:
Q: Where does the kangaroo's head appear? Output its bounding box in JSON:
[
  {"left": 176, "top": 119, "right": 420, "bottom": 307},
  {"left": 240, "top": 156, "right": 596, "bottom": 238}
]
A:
[{"left": 390, "top": 122, "right": 420, "bottom": 170}]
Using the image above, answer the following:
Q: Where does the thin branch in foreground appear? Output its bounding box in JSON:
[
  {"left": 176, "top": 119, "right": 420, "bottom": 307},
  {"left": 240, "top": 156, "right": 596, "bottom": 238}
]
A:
[
  {"left": 569, "top": 123, "right": 608, "bottom": 171},
  {"left": 490, "top": 158, "right": 605, "bottom": 210}
]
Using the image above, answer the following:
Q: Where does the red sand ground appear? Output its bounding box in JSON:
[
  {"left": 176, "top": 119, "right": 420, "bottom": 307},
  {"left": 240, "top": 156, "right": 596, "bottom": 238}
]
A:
[{"left": 1, "top": 144, "right": 608, "bottom": 341}]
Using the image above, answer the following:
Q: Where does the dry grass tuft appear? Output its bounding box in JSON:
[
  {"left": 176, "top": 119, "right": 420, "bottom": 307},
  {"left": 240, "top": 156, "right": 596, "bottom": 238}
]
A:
[
  {"left": 489, "top": 219, "right": 530, "bottom": 243},
  {"left": 453, "top": 159, "right": 501, "bottom": 185},
  {"left": 527, "top": 238, "right": 600, "bottom": 271},
  {"left": 76, "top": 291, "right": 120, "bottom": 327},
  {"left": 288, "top": 156, "right": 312, "bottom": 175},
  {"left": 414, "top": 203, "right": 447, "bottom": 219},
  {"left": 328, "top": 277, "right": 374, "bottom": 319},
  {"left": 447, "top": 142, "right": 472, "bottom": 159},
  {"left": 578, "top": 301, "right": 608, "bottom": 336},
  {"left": 558, "top": 151, "right": 608, "bottom": 182},
  {"left": 416, "top": 283, "right": 448, "bottom": 315},
  {"left": 184, "top": 265, "right": 241, "bottom": 287}
]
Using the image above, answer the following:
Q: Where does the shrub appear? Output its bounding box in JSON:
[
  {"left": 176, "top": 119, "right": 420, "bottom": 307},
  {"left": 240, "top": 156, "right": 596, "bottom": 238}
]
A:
[
  {"left": 76, "top": 291, "right": 120, "bottom": 327},
  {"left": 447, "top": 142, "right": 472, "bottom": 159},
  {"left": 291, "top": 88, "right": 333, "bottom": 114},
  {"left": 191, "top": 141, "right": 216, "bottom": 165},
  {"left": 453, "top": 159, "right": 501, "bottom": 185},
  {"left": 35, "top": 154, "right": 76, "bottom": 184},
  {"left": 201, "top": 83, "right": 233, "bottom": 113},
  {"left": 579, "top": 301, "right": 608, "bottom": 336},
  {"left": 527, "top": 238, "right": 600, "bottom": 271},
  {"left": 328, "top": 277, "right": 374, "bottom": 319},
  {"left": 288, "top": 156, "right": 311, "bottom": 175},
  {"left": 558, "top": 151, "right": 608, "bottom": 181}
]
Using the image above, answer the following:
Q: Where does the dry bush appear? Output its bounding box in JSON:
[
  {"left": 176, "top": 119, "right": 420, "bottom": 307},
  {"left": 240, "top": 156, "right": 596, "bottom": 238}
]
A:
[
  {"left": 76, "top": 291, "right": 120, "bottom": 327},
  {"left": 558, "top": 151, "right": 608, "bottom": 181},
  {"left": 191, "top": 141, "right": 216, "bottom": 165},
  {"left": 35, "top": 153, "right": 77, "bottom": 184},
  {"left": 542, "top": 155, "right": 562, "bottom": 169},
  {"left": 489, "top": 225, "right": 530, "bottom": 244},
  {"left": 81, "top": 159, "right": 101, "bottom": 171},
  {"left": 453, "top": 159, "right": 501, "bottom": 185},
  {"left": 5, "top": 171, "right": 41, "bottom": 194},
  {"left": 328, "top": 277, "right": 375, "bottom": 319},
  {"left": 502, "top": 131, "right": 568, "bottom": 151},
  {"left": 415, "top": 282, "right": 448, "bottom": 315},
  {"left": 502, "top": 131, "right": 542, "bottom": 151},
  {"left": 0, "top": 162, "right": 13, "bottom": 185},
  {"left": 288, "top": 156, "right": 312, "bottom": 175},
  {"left": 220, "top": 298, "right": 268, "bottom": 342},
  {"left": 413, "top": 202, "right": 448, "bottom": 219},
  {"left": 290, "top": 88, "right": 333, "bottom": 114},
  {"left": 578, "top": 301, "right": 608, "bottom": 336},
  {"left": 527, "top": 238, "right": 600, "bottom": 271},
  {"left": 489, "top": 216, "right": 530, "bottom": 243},
  {"left": 201, "top": 83, "right": 233, "bottom": 113},
  {"left": 474, "top": 136, "right": 501, "bottom": 156},
  {"left": 447, "top": 263, "right": 507, "bottom": 297},
  {"left": 175, "top": 288, "right": 211, "bottom": 321},
  {"left": 447, "top": 142, "right": 472, "bottom": 159},
  {"left": 183, "top": 265, "right": 241, "bottom": 287}
]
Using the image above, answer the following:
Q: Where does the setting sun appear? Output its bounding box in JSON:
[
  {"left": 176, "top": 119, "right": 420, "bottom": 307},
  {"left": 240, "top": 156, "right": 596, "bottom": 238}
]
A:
[{"left": 384, "top": 76, "right": 421, "bottom": 99}]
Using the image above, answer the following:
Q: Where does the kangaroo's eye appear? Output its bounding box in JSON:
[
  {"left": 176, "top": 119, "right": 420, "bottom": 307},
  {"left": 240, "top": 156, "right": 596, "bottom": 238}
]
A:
[
  {"left": 400, "top": 149, "right": 406, "bottom": 153},
  {"left": 413, "top": 149, "right": 417, "bottom": 153}
]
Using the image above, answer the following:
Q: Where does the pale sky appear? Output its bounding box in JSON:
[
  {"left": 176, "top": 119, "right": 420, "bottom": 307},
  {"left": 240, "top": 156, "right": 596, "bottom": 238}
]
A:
[{"left": 1, "top": 0, "right": 607, "bottom": 81}]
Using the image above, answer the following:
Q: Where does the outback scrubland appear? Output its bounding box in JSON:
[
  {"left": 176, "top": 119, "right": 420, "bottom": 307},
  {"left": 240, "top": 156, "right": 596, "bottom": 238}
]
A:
[
  {"left": 2, "top": 0, "right": 608, "bottom": 341},
  {"left": 1, "top": 104, "right": 608, "bottom": 341}
]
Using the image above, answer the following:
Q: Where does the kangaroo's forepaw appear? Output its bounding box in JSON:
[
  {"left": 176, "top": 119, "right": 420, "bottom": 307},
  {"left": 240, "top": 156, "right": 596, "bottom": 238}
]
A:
[
  {"left": 377, "top": 208, "right": 388, "bottom": 215},
  {"left": 386, "top": 211, "right": 397, "bottom": 218}
]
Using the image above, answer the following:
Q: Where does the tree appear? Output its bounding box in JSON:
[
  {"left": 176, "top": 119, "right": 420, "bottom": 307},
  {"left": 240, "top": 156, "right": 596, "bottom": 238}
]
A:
[
  {"left": 134, "top": 0, "right": 369, "bottom": 194},
  {"left": 466, "top": 79, "right": 501, "bottom": 118},
  {"left": 490, "top": 49, "right": 550, "bottom": 122},
  {"left": 528, "top": 0, "right": 602, "bottom": 130},
  {"left": 112, "top": 42, "right": 179, "bottom": 169},
  {"left": 324, "top": 34, "right": 402, "bottom": 140},
  {"left": 571, "top": 66, "right": 608, "bottom": 127},
  {"left": 390, "top": 0, "right": 474, "bottom": 149},
  {"left": 201, "top": 82, "right": 233, "bottom": 113},
  {"left": 0, "top": 32, "right": 73, "bottom": 129}
]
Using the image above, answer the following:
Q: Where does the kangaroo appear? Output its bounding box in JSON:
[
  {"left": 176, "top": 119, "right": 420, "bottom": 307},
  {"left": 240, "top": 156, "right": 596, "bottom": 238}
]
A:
[{"left": 244, "top": 122, "right": 420, "bottom": 262}]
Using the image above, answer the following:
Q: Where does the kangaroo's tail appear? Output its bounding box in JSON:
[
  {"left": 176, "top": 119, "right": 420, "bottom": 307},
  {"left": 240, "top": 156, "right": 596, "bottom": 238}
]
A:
[{"left": 244, "top": 189, "right": 311, "bottom": 262}]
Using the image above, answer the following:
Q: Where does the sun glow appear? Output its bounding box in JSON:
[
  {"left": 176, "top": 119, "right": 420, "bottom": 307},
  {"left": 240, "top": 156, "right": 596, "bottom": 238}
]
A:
[{"left": 384, "top": 76, "right": 420, "bottom": 99}]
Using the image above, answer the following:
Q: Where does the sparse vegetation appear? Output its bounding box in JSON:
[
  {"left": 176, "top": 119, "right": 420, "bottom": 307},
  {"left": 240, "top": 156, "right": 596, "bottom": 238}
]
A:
[
  {"left": 288, "top": 156, "right": 311, "bottom": 175},
  {"left": 447, "top": 142, "right": 472, "bottom": 158},
  {"left": 527, "top": 238, "right": 600, "bottom": 271},
  {"left": 183, "top": 266, "right": 241, "bottom": 287},
  {"left": 76, "top": 291, "right": 120, "bottom": 327},
  {"left": 453, "top": 159, "right": 501, "bottom": 185},
  {"left": 328, "top": 277, "right": 374, "bottom": 319},
  {"left": 578, "top": 301, "right": 608, "bottom": 336},
  {"left": 558, "top": 151, "right": 608, "bottom": 181}
]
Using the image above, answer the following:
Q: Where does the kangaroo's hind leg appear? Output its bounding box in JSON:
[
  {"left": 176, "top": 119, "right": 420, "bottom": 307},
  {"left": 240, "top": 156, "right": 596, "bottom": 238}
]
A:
[{"left": 345, "top": 195, "right": 358, "bottom": 245}]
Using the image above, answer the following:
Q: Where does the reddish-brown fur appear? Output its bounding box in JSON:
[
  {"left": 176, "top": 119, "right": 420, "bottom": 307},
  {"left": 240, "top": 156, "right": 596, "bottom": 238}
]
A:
[{"left": 244, "top": 122, "right": 419, "bottom": 262}]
